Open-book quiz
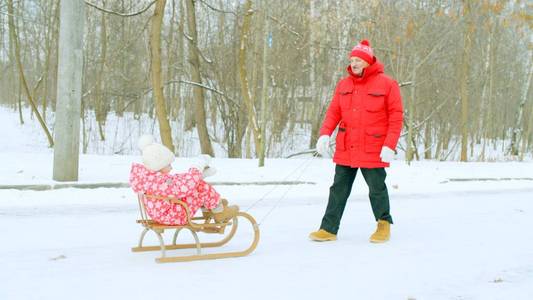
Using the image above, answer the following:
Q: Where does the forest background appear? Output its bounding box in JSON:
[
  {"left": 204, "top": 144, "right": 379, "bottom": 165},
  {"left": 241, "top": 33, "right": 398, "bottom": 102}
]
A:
[{"left": 0, "top": 0, "right": 531, "bottom": 164}]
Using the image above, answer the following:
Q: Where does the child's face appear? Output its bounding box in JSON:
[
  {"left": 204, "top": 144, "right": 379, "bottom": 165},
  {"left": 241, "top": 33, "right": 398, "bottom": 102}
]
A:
[{"left": 160, "top": 165, "right": 172, "bottom": 173}]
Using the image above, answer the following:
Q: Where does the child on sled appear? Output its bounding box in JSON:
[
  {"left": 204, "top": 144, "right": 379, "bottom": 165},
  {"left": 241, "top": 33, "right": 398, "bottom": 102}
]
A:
[{"left": 129, "top": 135, "right": 238, "bottom": 226}]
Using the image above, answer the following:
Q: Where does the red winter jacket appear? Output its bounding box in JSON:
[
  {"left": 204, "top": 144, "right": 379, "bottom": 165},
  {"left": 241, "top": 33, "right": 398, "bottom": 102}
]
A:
[{"left": 319, "top": 59, "right": 403, "bottom": 168}]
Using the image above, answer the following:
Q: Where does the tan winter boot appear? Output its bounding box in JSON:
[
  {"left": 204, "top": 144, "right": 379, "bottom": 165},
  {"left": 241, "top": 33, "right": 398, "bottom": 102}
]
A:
[
  {"left": 213, "top": 199, "right": 239, "bottom": 223},
  {"left": 201, "top": 209, "right": 213, "bottom": 220},
  {"left": 203, "top": 199, "right": 228, "bottom": 219},
  {"left": 309, "top": 229, "right": 337, "bottom": 242},
  {"left": 369, "top": 220, "right": 390, "bottom": 243},
  {"left": 202, "top": 199, "right": 230, "bottom": 219}
]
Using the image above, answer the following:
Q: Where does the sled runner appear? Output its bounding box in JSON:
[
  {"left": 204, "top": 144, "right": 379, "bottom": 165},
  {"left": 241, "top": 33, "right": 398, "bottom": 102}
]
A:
[{"left": 131, "top": 193, "right": 260, "bottom": 263}]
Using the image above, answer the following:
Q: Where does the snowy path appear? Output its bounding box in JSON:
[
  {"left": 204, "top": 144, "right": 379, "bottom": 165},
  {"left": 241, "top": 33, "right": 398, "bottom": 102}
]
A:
[{"left": 1, "top": 186, "right": 532, "bottom": 300}]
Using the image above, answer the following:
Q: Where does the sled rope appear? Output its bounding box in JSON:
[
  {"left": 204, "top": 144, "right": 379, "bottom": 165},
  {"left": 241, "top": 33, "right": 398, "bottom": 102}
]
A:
[
  {"left": 247, "top": 152, "right": 319, "bottom": 225},
  {"left": 245, "top": 153, "right": 317, "bottom": 213}
]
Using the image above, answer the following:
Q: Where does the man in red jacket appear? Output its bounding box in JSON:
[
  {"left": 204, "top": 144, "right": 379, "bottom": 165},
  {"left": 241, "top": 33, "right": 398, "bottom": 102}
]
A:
[{"left": 309, "top": 39, "right": 403, "bottom": 243}]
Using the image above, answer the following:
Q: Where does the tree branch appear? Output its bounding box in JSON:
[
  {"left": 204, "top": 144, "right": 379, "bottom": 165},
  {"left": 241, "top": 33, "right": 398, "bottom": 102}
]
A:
[
  {"left": 170, "top": 79, "right": 226, "bottom": 97},
  {"left": 197, "top": 0, "right": 237, "bottom": 16},
  {"left": 268, "top": 14, "right": 301, "bottom": 38},
  {"left": 84, "top": 0, "right": 157, "bottom": 17},
  {"left": 400, "top": 97, "right": 450, "bottom": 138},
  {"left": 180, "top": 31, "right": 212, "bottom": 64}
]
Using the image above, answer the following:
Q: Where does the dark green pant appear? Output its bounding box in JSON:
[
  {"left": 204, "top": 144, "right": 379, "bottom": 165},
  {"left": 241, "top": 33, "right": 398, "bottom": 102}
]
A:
[{"left": 320, "top": 165, "right": 393, "bottom": 234}]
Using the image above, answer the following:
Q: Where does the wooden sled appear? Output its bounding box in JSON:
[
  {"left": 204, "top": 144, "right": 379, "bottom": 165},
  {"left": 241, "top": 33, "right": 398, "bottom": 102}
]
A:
[{"left": 131, "top": 194, "right": 260, "bottom": 263}]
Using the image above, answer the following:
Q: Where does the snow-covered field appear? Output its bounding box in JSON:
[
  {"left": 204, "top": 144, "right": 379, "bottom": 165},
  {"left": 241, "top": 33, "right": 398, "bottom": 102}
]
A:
[{"left": 1, "top": 107, "right": 533, "bottom": 299}]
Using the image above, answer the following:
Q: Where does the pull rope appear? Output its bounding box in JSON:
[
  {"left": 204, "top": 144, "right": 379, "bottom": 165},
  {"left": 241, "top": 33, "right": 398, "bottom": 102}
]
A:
[
  {"left": 245, "top": 153, "right": 318, "bottom": 213},
  {"left": 245, "top": 153, "right": 319, "bottom": 226}
]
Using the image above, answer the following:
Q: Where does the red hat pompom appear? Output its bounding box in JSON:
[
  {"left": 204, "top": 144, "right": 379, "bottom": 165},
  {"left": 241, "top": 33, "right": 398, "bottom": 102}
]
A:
[{"left": 349, "top": 39, "right": 374, "bottom": 64}]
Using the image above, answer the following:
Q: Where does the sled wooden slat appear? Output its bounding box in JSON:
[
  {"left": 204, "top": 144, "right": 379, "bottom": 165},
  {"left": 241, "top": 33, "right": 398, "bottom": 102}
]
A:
[
  {"left": 156, "top": 248, "right": 257, "bottom": 263},
  {"left": 132, "top": 193, "right": 260, "bottom": 263},
  {"left": 135, "top": 219, "right": 231, "bottom": 230}
]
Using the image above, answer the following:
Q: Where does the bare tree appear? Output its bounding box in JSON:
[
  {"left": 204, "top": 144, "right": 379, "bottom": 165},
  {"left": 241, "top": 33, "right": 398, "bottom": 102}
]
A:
[
  {"left": 7, "top": 0, "right": 54, "bottom": 147},
  {"left": 185, "top": 0, "right": 214, "bottom": 156},
  {"left": 238, "top": 0, "right": 262, "bottom": 160},
  {"left": 150, "top": 0, "right": 175, "bottom": 152},
  {"left": 1, "top": 0, "right": 531, "bottom": 160}
]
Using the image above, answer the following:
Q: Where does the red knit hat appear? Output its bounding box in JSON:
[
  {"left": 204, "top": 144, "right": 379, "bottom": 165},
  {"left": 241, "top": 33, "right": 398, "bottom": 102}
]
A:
[{"left": 350, "top": 39, "right": 374, "bottom": 64}]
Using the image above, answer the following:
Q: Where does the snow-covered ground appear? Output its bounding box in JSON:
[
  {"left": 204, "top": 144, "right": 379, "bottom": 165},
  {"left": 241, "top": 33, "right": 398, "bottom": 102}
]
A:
[
  {"left": 1, "top": 107, "right": 533, "bottom": 299},
  {"left": 1, "top": 153, "right": 533, "bottom": 300}
]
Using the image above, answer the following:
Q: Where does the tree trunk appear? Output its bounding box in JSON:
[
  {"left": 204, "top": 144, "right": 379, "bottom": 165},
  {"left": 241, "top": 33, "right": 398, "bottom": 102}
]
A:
[
  {"left": 150, "top": 0, "right": 175, "bottom": 152},
  {"left": 245, "top": 126, "right": 251, "bottom": 158},
  {"left": 96, "top": 6, "right": 107, "bottom": 141},
  {"left": 185, "top": 0, "right": 214, "bottom": 156},
  {"left": 479, "top": 24, "right": 493, "bottom": 161},
  {"left": 166, "top": 0, "right": 176, "bottom": 119},
  {"left": 116, "top": 0, "right": 126, "bottom": 117},
  {"left": 406, "top": 59, "right": 416, "bottom": 163},
  {"left": 175, "top": 0, "right": 186, "bottom": 118},
  {"left": 41, "top": 0, "right": 55, "bottom": 121},
  {"left": 81, "top": 100, "right": 88, "bottom": 154},
  {"left": 238, "top": 0, "right": 262, "bottom": 160},
  {"left": 53, "top": 0, "right": 84, "bottom": 181},
  {"left": 520, "top": 99, "right": 533, "bottom": 161},
  {"left": 459, "top": 1, "right": 474, "bottom": 162},
  {"left": 8, "top": 0, "right": 53, "bottom": 147},
  {"left": 259, "top": 2, "right": 269, "bottom": 167},
  {"left": 424, "top": 121, "right": 432, "bottom": 159},
  {"left": 17, "top": 80, "right": 23, "bottom": 124},
  {"left": 435, "top": 125, "right": 443, "bottom": 161},
  {"left": 308, "top": 0, "right": 320, "bottom": 150},
  {"left": 510, "top": 51, "right": 532, "bottom": 156}
]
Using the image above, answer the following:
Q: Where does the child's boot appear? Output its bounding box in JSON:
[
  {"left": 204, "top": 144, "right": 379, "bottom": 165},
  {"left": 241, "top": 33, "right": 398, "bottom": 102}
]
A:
[
  {"left": 213, "top": 199, "right": 239, "bottom": 223},
  {"left": 201, "top": 208, "right": 212, "bottom": 220}
]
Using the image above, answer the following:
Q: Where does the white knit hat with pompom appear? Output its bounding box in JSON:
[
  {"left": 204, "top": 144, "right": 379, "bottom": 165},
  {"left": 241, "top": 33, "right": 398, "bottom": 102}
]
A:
[{"left": 138, "top": 134, "right": 175, "bottom": 172}]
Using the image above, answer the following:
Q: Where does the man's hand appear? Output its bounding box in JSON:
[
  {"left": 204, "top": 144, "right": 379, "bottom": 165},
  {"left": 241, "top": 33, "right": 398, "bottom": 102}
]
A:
[
  {"left": 380, "top": 146, "right": 395, "bottom": 163},
  {"left": 316, "top": 135, "right": 331, "bottom": 157}
]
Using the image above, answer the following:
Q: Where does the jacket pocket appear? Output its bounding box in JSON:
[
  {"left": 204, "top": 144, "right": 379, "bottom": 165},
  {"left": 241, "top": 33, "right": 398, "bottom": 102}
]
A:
[
  {"left": 336, "top": 126, "right": 346, "bottom": 151},
  {"left": 338, "top": 89, "right": 353, "bottom": 109},
  {"left": 364, "top": 127, "right": 387, "bottom": 153},
  {"left": 365, "top": 90, "right": 386, "bottom": 112}
]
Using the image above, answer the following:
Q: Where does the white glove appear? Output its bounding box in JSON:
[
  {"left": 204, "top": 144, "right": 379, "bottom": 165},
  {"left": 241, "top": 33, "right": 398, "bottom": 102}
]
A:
[
  {"left": 316, "top": 135, "right": 331, "bottom": 157},
  {"left": 202, "top": 166, "right": 217, "bottom": 178},
  {"left": 380, "top": 146, "right": 395, "bottom": 163},
  {"left": 191, "top": 154, "right": 212, "bottom": 171}
]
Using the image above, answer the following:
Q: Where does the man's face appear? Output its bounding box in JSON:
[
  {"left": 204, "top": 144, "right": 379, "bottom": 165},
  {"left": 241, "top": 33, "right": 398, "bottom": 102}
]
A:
[{"left": 350, "top": 56, "right": 369, "bottom": 75}]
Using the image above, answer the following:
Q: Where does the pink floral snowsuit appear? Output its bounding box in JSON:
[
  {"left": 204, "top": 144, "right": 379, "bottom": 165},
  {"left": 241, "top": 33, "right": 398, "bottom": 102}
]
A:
[{"left": 129, "top": 163, "right": 220, "bottom": 225}]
